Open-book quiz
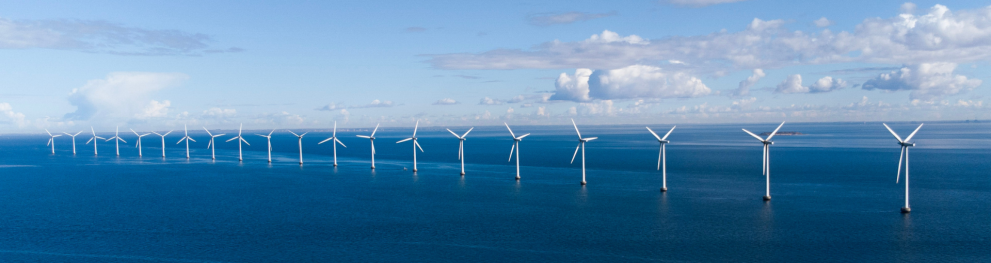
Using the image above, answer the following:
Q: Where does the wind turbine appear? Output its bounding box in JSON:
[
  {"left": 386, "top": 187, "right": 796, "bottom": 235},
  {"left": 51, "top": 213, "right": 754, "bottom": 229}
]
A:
[
  {"left": 289, "top": 130, "right": 308, "bottom": 165},
  {"left": 62, "top": 130, "right": 82, "bottom": 155},
  {"left": 884, "top": 123, "right": 924, "bottom": 213},
  {"left": 318, "top": 121, "right": 347, "bottom": 166},
  {"left": 742, "top": 121, "right": 785, "bottom": 201},
  {"left": 85, "top": 127, "right": 106, "bottom": 155},
  {"left": 176, "top": 125, "right": 196, "bottom": 159},
  {"left": 45, "top": 129, "right": 62, "bottom": 154},
  {"left": 224, "top": 124, "right": 249, "bottom": 161},
  {"left": 647, "top": 126, "right": 676, "bottom": 192},
  {"left": 130, "top": 129, "right": 151, "bottom": 157},
  {"left": 570, "top": 119, "right": 597, "bottom": 186},
  {"left": 203, "top": 127, "right": 225, "bottom": 160},
  {"left": 505, "top": 123, "right": 530, "bottom": 180},
  {"left": 151, "top": 130, "right": 174, "bottom": 158},
  {"left": 105, "top": 126, "right": 127, "bottom": 156},
  {"left": 446, "top": 127, "right": 474, "bottom": 176},
  {"left": 396, "top": 121, "right": 425, "bottom": 172},
  {"left": 356, "top": 124, "right": 380, "bottom": 169},
  {"left": 255, "top": 130, "right": 276, "bottom": 163}
]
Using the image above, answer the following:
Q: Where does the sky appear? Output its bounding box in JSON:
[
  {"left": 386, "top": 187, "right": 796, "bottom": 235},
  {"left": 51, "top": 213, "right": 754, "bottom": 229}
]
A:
[{"left": 2, "top": 0, "right": 991, "bottom": 132}]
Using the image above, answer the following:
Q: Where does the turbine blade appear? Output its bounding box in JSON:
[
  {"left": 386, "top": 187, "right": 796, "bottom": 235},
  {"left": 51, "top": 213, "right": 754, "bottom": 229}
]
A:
[
  {"left": 904, "top": 123, "right": 924, "bottom": 142},
  {"left": 461, "top": 127, "right": 473, "bottom": 138},
  {"left": 188, "top": 137, "right": 195, "bottom": 142},
  {"left": 207, "top": 139, "right": 213, "bottom": 149},
  {"left": 571, "top": 119, "right": 581, "bottom": 138},
  {"left": 63, "top": 132, "right": 72, "bottom": 136},
  {"left": 319, "top": 137, "right": 333, "bottom": 144},
  {"left": 570, "top": 143, "right": 580, "bottom": 164},
  {"left": 300, "top": 132, "right": 307, "bottom": 137},
  {"left": 412, "top": 120, "right": 418, "bottom": 137},
  {"left": 268, "top": 129, "right": 275, "bottom": 136},
  {"left": 584, "top": 137, "right": 598, "bottom": 141},
  {"left": 118, "top": 138, "right": 126, "bottom": 143},
  {"left": 177, "top": 138, "right": 185, "bottom": 144},
  {"left": 335, "top": 138, "right": 346, "bottom": 148},
  {"left": 240, "top": 138, "right": 250, "bottom": 146},
  {"left": 661, "top": 126, "right": 677, "bottom": 140},
  {"left": 45, "top": 129, "right": 52, "bottom": 136},
  {"left": 370, "top": 124, "right": 380, "bottom": 137},
  {"left": 164, "top": 130, "right": 173, "bottom": 136},
  {"left": 95, "top": 136, "right": 106, "bottom": 140},
  {"left": 882, "top": 123, "right": 904, "bottom": 142},
  {"left": 396, "top": 138, "right": 412, "bottom": 143},
  {"left": 356, "top": 135, "right": 370, "bottom": 139},
  {"left": 646, "top": 127, "right": 661, "bottom": 140},
  {"left": 446, "top": 128, "right": 460, "bottom": 138},
  {"left": 86, "top": 138, "right": 93, "bottom": 144},
  {"left": 896, "top": 146, "right": 905, "bottom": 183},
  {"left": 288, "top": 130, "right": 299, "bottom": 137},
  {"left": 225, "top": 137, "right": 238, "bottom": 142},
  {"left": 152, "top": 132, "right": 161, "bottom": 136},
  {"left": 333, "top": 122, "right": 337, "bottom": 137},
  {"left": 214, "top": 134, "right": 225, "bottom": 137},
  {"left": 131, "top": 129, "right": 139, "bottom": 136},
  {"left": 47, "top": 138, "right": 51, "bottom": 146},
  {"left": 74, "top": 131, "right": 82, "bottom": 136},
  {"left": 516, "top": 133, "right": 530, "bottom": 140},
  {"left": 53, "top": 135, "right": 62, "bottom": 138},
  {"left": 508, "top": 143, "right": 515, "bottom": 162},
  {"left": 415, "top": 141, "right": 424, "bottom": 152},
  {"left": 742, "top": 129, "right": 765, "bottom": 142},
  {"left": 765, "top": 121, "right": 786, "bottom": 141},
  {"left": 504, "top": 122, "right": 515, "bottom": 138},
  {"left": 203, "top": 127, "right": 213, "bottom": 136}
]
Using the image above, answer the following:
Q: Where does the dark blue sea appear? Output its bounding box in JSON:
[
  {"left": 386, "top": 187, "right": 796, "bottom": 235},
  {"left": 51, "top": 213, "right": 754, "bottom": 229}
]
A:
[{"left": 3, "top": 122, "right": 990, "bottom": 262}]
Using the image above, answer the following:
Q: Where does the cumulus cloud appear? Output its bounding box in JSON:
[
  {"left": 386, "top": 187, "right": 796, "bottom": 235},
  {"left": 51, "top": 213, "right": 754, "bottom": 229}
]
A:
[
  {"left": 775, "top": 74, "right": 806, "bottom": 94},
  {"left": 202, "top": 108, "right": 236, "bottom": 119},
  {"left": 809, "top": 76, "right": 847, "bottom": 93},
  {"left": 813, "top": 17, "right": 833, "bottom": 27},
  {"left": 0, "top": 102, "right": 26, "bottom": 127},
  {"left": 526, "top": 12, "right": 616, "bottom": 26},
  {"left": 862, "top": 63, "right": 982, "bottom": 100},
  {"left": 64, "top": 72, "right": 188, "bottom": 121},
  {"left": 775, "top": 74, "right": 846, "bottom": 94},
  {"left": 664, "top": 0, "right": 748, "bottom": 7},
  {"left": 0, "top": 18, "right": 240, "bottom": 55},
  {"left": 507, "top": 95, "right": 526, "bottom": 103},
  {"left": 479, "top": 97, "right": 504, "bottom": 105},
  {"left": 734, "top": 68, "right": 765, "bottom": 96},
  {"left": 433, "top": 98, "right": 458, "bottom": 105},
  {"left": 427, "top": 4, "right": 991, "bottom": 71},
  {"left": 551, "top": 65, "right": 711, "bottom": 102}
]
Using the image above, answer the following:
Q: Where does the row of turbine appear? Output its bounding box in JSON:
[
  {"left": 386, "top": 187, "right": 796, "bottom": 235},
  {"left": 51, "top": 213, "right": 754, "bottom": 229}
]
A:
[{"left": 43, "top": 120, "right": 923, "bottom": 213}]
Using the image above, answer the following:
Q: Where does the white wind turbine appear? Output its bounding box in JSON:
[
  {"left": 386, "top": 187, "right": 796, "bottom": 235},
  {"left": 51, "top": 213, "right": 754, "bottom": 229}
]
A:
[
  {"left": 105, "top": 126, "right": 127, "bottom": 156},
  {"left": 396, "top": 121, "right": 424, "bottom": 172},
  {"left": 884, "top": 123, "right": 924, "bottom": 213},
  {"left": 570, "top": 119, "right": 597, "bottom": 186},
  {"left": 203, "top": 127, "right": 225, "bottom": 160},
  {"left": 446, "top": 127, "right": 473, "bottom": 176},
  {"left": 355, "top": 124, "right": 380, "bottom": 169},
  {"left": 225, "top": 124, "right": 250, "bottom": 161},
  {"left": 85, "top": 127, "right": 106, "bottom": 155},
  {"left": 63, "top": 131, "right": 82, "bottom": 155},
  {"left": 647, "top": 126, "right": 676, "bottom": 192},
  {"left": 288, "top": 130, "right": 309, "bottom": 165},
  {"left": 151, "top": 130, "right": 174, "bottom": 158},
  {"left": 505, "top": 123, "right": 530, "bottom": 180},
  {"left": 45, "top": 129, "right": 62, "bottom": 154},
  {"left": 742, "top": 121, "right": 786, "bottom": 201},
  {"left": 130, "top": 129, "right": 151, "bottom": 157},
  {"left": 318, "top": 121, "right": 347, "bottom": 166},
  {"left": 176, "top": 125, "right": 196, "bottom": 159},
  {"left": 255, "top": 129, "right": 276, "bottom": 163}
]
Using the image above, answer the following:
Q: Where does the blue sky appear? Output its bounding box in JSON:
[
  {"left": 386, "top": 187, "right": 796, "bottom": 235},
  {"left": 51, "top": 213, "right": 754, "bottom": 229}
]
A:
[{"left": 1, "top": 0, "right": 990, "bottom": 132}]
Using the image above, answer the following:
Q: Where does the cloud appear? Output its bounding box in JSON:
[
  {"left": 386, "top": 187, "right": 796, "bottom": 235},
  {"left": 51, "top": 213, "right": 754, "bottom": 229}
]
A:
[
  {"left": 775, "top": 74, "right": 806, "bottom": 94},
  {"left": 526, "top": 12, "right": 616, "bottom": 26},
  {"left": 433, "top": 98, "right": 458, "bottom": 105},
  {"left": 135, "top": 100, "right": 170, "bottom": 119},
  {"left": 316, "top": 100, "right": 397, "bottom": 111},
  {"left": 734, "top": 69, "right": 765, "bottom": 96},
  {"left": 862, "top": 63, "right": 982, "bottom": 100},
  {"left": 551, "top": 65, "right": 711, "bottom": 102},
  {"left": 0, "top": 103, "right": 26, "bottom": 127},
  {"left": 64, "top": 72, "right": 188, "bottom": 121},
  {"left": 813, "top": 17, "right": 833, "bottom": 27},
  {"left": 479, "top": 97, "right": 504, "bottom": 105},
  {"left": 664, "top": 0, "right": 748, "bottom": 7},
  {"left": 426, "top": 4, "right": 991, "bottom": 71},
  {"left": 809, "top": 76, "right": 847, "bottom": 93},
  {"left": 507, "top": 95, "right": 526, "bottom": 103},
  {"left": 0, "top": 18, "right": 239, "bottom": 55},
  {"left": 775, "top": 74, "right": 847, "bottom": 94},
  {"left": 202, "top": 108, "right": 236, "bottom": 119}
]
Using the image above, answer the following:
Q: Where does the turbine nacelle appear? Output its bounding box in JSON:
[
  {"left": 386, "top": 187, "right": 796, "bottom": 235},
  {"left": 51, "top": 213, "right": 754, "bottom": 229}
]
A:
[{"left": 900, "top": 142, "right": 915, "bottom": 147}]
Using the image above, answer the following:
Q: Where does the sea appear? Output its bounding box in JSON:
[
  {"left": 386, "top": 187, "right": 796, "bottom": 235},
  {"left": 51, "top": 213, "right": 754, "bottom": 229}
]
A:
[{"left": 1, "top": 121, "right": 989, "bottom": 262}]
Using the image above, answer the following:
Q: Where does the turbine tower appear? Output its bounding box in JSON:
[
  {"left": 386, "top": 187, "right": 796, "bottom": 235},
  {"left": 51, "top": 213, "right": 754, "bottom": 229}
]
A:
[
  {"left": 356, "top": 124, "right": 380, "bottom": 169},
  {"left": 151, "top": 130, "right": 174, "bottom": 158},
  {"left": 505, "top": 123, "right": 530, "bottom": 180},
  {"left": 106, "top": 126, "right": 127, "bottom": 156},
  {"left": 742, "top": 121, "right": 786, "bottom": 201},
  {"left": 45, "top": 129, "right": 62, "bottom": 154},
  {"left": 224, "top": 124, "right": 249, "bottom": 161},
  {"left": 288, "top": 130, "right": 308, "bottom": 165},
  {"left": 63, "top": 131, "right": 82, "bottom": 155},
  {"left": 884, "top": 123, "right": 924, "bottom": 213},
  {"left": 203, "top": 127, "right": 225, "bottom": 160},
  {"left": 255, "top": 130, "right": 276, "bottom": 163},
  {"left": 176, "top": 125, "right": 196, "bottom": 159},
  {"left": 446, "top": 127, "right": 473, "bottom": 176},
  {"left": 396, "top": 121, "right": 424, "bottom": 172},
  {"left": 131, "top": 129, "right": 151, "bottom": 157},
  {"left": 85, "top": 127, "right": 106, "bottom": 155},
  {"left": 647, "top": 126, "right": 677, "bottom": 192},
  {"left": 318, "top": 121, "right": 347, "bottom": 166},
  {"left": 570, "top": 119, "right": 597, "bottom": 186}
]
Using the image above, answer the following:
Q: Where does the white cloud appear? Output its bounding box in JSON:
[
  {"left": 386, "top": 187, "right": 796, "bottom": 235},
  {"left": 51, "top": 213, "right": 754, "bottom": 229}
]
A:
[
  {"left": 507, "top": 95, "right": 526, "bottom": 103},
  {"left": 536, "top": 106, "right": 548, "bottom": 116},
  {"left": 202, "top": 108, "right": 236, "bottom": 118},
  {"left": 552, "top": 65, "right": 711, "bottom": 102},
  {"left": 0, "top": 102, "right": 26, "bottom": 127},
  {"left": 526, "top": 12, "right": 616, "bottom": 26},
  {"left": 433, "top": 98, "right": 458, "bottom": 105},
  {"left": 585, "top": 30, "right": 649, "bottom": 45},
  {"left": 862, "top": 62, "right": 982, "bottom": 100},
  {"left": 318, "top": 100, "right": 397, "bottom": 110},
  {"left": 64, "top": 72, "right": 188, "bottom": 121},
  {"left": 0, "top": 18, "right": 240, "bottom": 55},
  {"left": 775, "top": 74, "right": 846, "bottom": 94},
  {"left": 813, "top": 17, "right": 833, "bottom": 27},
  {"left": 135, "top": 100, "right": 170, "bottom": 119},
  {"left": 479, "top": 97, "right": 504, "bottom": 105},
  {"left": 734, "top": 68, "right": 765, "bottom": 96},
  {"left": 664, "top": 0, "right": 748, "bottom": 7},
  {"left": 809, "top": 76, "right": 847, "bottom": 93}
]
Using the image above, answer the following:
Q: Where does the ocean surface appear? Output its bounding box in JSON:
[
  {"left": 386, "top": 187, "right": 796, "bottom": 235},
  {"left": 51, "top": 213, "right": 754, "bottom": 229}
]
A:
[{"left": 2, "top": 122, "right": 990, "bottom": 262}]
